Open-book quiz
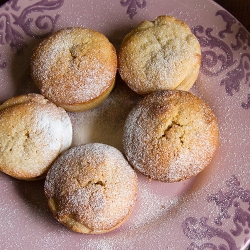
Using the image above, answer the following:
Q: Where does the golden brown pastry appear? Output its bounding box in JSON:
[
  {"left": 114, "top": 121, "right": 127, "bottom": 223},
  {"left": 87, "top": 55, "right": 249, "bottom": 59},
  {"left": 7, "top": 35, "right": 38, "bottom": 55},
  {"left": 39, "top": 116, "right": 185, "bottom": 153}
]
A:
[
  {"left": 118, "top": 15, "right": 201, "bottom": 95},
  {"left": 31, "top": 27, "right": 117, "bottom": 112},
  {"left": 44, "top": 143, "right": 138, "bottom": 234},
  {"left": 0, "top": 93, "right": 72, "bottom": 180},
  {"left": 123, "top": 90, "right": 219, "bottom": 182}
]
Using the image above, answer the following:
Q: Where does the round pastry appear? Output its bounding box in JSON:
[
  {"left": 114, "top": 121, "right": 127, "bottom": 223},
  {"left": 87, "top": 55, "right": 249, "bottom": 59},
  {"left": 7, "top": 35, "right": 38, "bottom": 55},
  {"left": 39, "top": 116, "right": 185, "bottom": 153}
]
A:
[
  {"left": 118, "top": 15, "right": 201, "bottom": 95},
  {"left": 30, "top": 27, "right": 117, "bottom": 112},
  {"left": 123, "top": 90, "right": 219, "bottom": 183},
  {"left": 44, "top": 143, "right": 138, "bottom": 234},
  {"left": 0, "top": 93, "right": 72, "bottom": 180}
]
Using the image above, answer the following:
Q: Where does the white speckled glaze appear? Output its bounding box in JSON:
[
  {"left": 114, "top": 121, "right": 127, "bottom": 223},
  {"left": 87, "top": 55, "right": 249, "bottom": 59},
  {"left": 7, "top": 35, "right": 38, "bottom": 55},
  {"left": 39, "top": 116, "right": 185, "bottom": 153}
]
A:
[{"left": 0, "top": 0, "right": 250, "bottom": 249}]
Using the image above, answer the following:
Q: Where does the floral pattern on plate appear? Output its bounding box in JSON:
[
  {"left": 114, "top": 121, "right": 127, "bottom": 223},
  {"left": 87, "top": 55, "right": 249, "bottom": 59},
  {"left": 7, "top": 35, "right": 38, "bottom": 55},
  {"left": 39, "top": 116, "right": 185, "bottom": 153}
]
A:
[
  {"left": 120, "top": 0, "right": 147, "bottom": 19},
  {"left": 0, "top": 0, "right": 64, "bottom": 60},
  {"left": 195, "top": 10, "right": 250, "bottom": 109},
  {"left": 183, "top": 175, "right": 250, "bottom": 249}
]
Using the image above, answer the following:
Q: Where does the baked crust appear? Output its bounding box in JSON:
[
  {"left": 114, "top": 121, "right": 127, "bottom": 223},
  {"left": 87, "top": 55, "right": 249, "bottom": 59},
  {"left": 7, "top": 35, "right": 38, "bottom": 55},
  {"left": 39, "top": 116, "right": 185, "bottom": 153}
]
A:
[
  {"left": 31, "top": 27, "right": 117, "bottom": 112},
  {"left": 44, "top": 143, "right": 138, "bottom": 234},
  {"left": 118, "top": 15, "right": 201, "bottom": 95},
  {"left": 123, "top": 90, "right": 219, "bottom": 182},
  {"left": 0, "top": 93, "right": 72, "bottom": 180}
]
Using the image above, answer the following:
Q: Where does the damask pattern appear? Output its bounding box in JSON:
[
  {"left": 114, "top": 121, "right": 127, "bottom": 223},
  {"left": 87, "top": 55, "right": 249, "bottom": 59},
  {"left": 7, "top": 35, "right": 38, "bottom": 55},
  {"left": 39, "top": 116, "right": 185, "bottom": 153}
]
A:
[
  {"left": 182, "top": 175, "right": 250, "bottom": 249},
  {"left": 120, "top": 0, "right": 146, "bottom": 19},
  {"left": 0, "top": 0, "right": 64, "bottom": 67},
  {"left": 194, "top": 10, "right": 250, "bottom": 109}
]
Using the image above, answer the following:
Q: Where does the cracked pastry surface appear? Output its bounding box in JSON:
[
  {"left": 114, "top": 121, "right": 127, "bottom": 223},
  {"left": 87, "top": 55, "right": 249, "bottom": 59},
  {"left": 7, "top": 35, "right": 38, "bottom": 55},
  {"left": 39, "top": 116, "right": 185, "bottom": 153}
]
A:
[
  {"left": 123, "top": 90, "right": 219, "bottom": 182},
  {"left": 31, "top": 27, "right": 117, "bottom": 112},
  {"left": 0, "top": 93, "right": 72, "bottom": 180},
  {"left": 118, "top": 15, "right": 201, "bottom": 95},
  {"left": 44, "top": 143, "right": 138, "bottom": 234}
]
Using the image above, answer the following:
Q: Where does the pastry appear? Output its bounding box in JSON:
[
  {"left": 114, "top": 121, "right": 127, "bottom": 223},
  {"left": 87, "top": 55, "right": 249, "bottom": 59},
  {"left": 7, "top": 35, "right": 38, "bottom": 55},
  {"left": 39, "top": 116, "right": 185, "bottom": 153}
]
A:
[
  {"left": 123, "top": 90, "right": 219, "bottom": 182},
  {"left": 31, "top": 27, "right": 117, "bottom": 112},
  {"left": 44, "top": 143, "right": 138, "bottom": 234},
  {"left": 118, "top": 15, "right": 201, "bottom": 95},
  {"left": 0, "top": 93, "right": 72, "bottom": 180}
]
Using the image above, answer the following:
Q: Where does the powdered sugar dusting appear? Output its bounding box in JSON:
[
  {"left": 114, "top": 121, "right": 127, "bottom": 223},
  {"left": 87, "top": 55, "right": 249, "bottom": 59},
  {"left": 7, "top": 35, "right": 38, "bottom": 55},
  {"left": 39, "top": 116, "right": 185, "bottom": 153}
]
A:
[
  {"left": 123, "top": 90, "right": 219, "bottom": 182},
  {"left": 59, "top": 109, "right": 73, "bottom": 152},
  {"left": 0, "top": 95, "right": 72, "bottom": 178},
  {"left": 31, "top": 27, "right": 117, "bottom": 106},
  {"left": 34, "top": 107, "right": 64, "bottom": 152},
  {"left": 79, "top": 176, "right": 181, "bottom": 249},
  {"left": 45, "top": 143, "right": 138, "bottom": 233},
  {"left": 118, "top": 16, "right": 201, "bottom": 94},
  {"left": 68, "top": 79, "right": 142, "bottom": 151}
]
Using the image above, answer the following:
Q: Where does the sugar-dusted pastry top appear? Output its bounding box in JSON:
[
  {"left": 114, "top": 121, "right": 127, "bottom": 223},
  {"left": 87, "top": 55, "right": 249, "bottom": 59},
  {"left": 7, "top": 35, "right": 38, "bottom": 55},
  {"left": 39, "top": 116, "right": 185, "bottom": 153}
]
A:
[
  {"left": 118, "top": 15, "right": 201, "bottom": 95},
  {"left": 123, "top": 90, "right": 219, "bottom": 182},
  {"left": 31, "top": 27, "right": 117, "bottom": 112},
  {"left": 0, "top": 93, "right": 72, "bottom": 180},
  {"left": 44, "top": 143, "right": 138, "bottom": 234}
]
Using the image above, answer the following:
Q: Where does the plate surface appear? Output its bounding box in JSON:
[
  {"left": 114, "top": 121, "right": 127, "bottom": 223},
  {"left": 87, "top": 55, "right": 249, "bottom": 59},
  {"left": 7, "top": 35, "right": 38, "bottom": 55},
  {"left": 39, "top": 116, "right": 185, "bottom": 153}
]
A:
[{"left": 0, "top": 0, "right": 250, "bottom": 249}]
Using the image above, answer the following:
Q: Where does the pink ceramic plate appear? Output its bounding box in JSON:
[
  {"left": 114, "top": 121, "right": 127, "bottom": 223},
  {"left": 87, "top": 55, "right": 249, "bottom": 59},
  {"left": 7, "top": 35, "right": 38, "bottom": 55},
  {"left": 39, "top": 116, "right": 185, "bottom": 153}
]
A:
[{"left": 0, "top": 0, "right": 250, "bottom": 249}]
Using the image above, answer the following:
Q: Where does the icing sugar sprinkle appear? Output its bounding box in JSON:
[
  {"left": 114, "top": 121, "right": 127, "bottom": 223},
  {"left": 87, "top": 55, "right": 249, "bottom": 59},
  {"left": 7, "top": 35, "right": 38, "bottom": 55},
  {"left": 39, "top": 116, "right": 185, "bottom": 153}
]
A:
[
  {"left": 45, "top": 143, "right": 138, "bottom": 232},
  {"left": 31, "top": 28, "right": 117, "bottom": 104}
]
